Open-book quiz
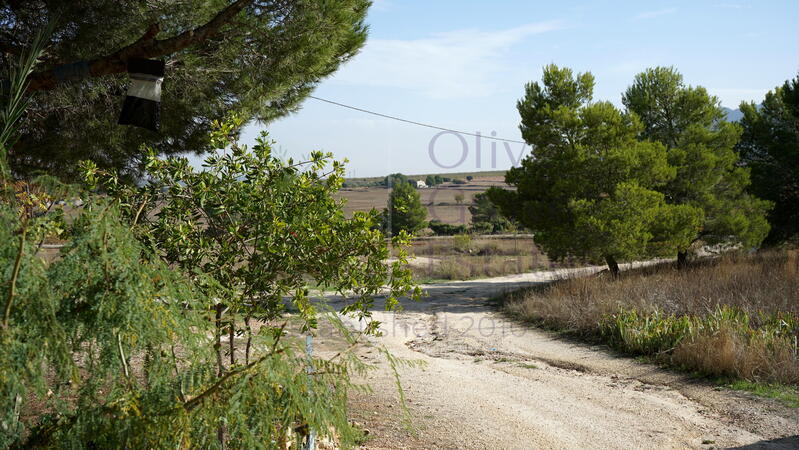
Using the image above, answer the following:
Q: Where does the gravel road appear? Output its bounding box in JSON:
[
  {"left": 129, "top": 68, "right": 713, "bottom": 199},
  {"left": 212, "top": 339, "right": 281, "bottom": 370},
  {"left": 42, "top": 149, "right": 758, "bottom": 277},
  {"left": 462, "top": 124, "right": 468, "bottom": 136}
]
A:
[{"left": 321, "top": 263, "right": 799, "bottom": 449}]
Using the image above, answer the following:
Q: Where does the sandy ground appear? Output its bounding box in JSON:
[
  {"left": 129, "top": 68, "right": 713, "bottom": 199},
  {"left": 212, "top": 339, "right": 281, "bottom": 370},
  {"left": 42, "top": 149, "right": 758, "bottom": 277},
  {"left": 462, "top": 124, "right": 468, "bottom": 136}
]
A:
[{"left": 315, "top": 263, "right": 799, "bottom": 449}]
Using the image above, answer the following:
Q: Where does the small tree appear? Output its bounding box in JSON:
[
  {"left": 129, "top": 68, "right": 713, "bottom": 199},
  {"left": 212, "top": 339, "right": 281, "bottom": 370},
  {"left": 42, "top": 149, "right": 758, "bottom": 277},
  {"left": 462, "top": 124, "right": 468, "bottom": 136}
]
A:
[
  {"left": 382, "top": 172, "right": 408, "bottom": 188},
  {"left": 466, "top": 175, "right": 474, "bottom": 181},
  {"left": 454, "top": 192, "right": 465, "bottom": 204},
  {"left": 738, "top": 74, "right": 799, "bottom": 243},
  {"left": 76, "top": 123, "right": 419, "bottom": 446},
  {"left": 469, "top": 192, "right": 516, "bottom": 234},
  {"left": 489, "top": 65, "right": 702, "bottom": 277},
  {"left": 623, "top": 67, "right": 770, "bottom": 264},
  {"left": 383, "top": 180, "right": 427, "bottom": 236}
]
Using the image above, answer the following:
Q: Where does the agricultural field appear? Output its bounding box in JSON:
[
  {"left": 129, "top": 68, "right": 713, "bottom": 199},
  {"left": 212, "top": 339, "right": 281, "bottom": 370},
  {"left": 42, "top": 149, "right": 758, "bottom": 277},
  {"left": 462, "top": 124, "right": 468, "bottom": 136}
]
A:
[{"left": 337, "top": 172, "right": 508, "bottom": 225}]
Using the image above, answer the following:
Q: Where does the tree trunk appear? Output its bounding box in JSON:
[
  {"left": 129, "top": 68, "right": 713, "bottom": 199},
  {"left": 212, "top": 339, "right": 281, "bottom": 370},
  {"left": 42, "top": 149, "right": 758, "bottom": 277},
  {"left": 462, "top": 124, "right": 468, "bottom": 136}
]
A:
[
  {"left": 244, "top": 316, "right": 252, "bottom": 365},
  {"left": 677, "top": 250, "right": 688, "bottom": 269},
  {"left": 214, "top": 303, "right": 226, "bottom": 448},
  {"left": 229, "top": 322, "right": 235, "bottom": 367},
  {"left": 214, "top": 304, "right": 224, "bottom": 377},
  {"left": 605, "top": 255, "right": 620, "bottom": 279}
]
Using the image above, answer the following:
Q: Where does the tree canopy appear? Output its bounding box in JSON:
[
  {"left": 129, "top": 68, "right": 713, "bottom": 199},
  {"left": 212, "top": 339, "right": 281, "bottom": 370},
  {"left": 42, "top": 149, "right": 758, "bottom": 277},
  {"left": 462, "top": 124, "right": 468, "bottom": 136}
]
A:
[
  {"left": 1, "top": 120, "right": 420, "bottom": 447},
  {"left": 383, "top": 180, "right": 427, "bottom": 236},
  {"left": 1, "top": 0, "right": 371, "bottom": 180},
  {"left": 489, "top": 64, "right": 702, "bottom": 276},
  {"left": 738, "top": 74, "right": 799, "bottom": 243},
  {"left": 622, "top": 67, "right": 770, "bottom": 259},
  {"left": 469, "top": 192, "right": 516, "bottom": 234}
]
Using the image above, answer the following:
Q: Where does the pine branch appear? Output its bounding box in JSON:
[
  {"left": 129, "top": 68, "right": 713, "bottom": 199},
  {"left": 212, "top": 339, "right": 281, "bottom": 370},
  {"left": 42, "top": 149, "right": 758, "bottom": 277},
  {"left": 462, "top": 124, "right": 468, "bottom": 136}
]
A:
[{"left": 25, "top": 0, "right": 257, "bottom": 91}]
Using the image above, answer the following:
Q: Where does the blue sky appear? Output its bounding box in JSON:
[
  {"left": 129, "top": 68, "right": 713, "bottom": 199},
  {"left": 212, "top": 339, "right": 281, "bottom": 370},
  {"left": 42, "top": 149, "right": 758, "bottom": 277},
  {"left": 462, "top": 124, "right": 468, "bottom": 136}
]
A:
[{"left": 239, "top": 0, "right": 799, "bottom": 178}]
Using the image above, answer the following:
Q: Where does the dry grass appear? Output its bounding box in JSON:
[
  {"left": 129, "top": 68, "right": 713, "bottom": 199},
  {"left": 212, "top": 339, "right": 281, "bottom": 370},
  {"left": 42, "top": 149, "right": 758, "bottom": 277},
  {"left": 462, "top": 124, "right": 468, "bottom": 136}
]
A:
[
  {"left": 502, "top": 250, "right": 799, "bottom": 385},
  {"left": 404, "top": 235, "right": 585, "bottom": 281}
]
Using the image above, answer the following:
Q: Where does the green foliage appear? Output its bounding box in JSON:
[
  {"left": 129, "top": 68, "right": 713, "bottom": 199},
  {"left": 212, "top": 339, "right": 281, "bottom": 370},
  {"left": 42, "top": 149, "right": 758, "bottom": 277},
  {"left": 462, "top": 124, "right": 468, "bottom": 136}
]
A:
[
  {"left": 468, "top": 192, "right": 516, "bottom": 234},
  {"left": 382, "top": 173, "right": 409, "bottom": 188},
  {"left": 466, "top": 176, "right": 473, "bottom": 181},
  {"left": 1, "top": 25, "right": 50, "bottom": 181},
  {"left": 623, "top": 66, "right": 771, "bottom": 250},
  {"left": 85, "top": 121, "right": 421, "bottom": 333},
  {"left": 738, "top": 74, "right": 799, "bottom": 243},
  {"left": 382, "top": 180, "right": 427, "bottom": 236},
  {"left": 428, "top": 220, "right": 468, "bottom": 236},
  {"left": 423, "top": 175, "right": 445, "bottom": 186},
  {"left": 452, "top": 234, "right": 474, "bottom": 253},
  {"left": 0, "top": 200, "right": 385, "bottom": 447},
  {"left": 490, "top": 64, "right": 701, "bottom": 273},
  {"left": 452, "top": 178, "right": 467, "bottom": 185},
  {"left": 1, "top": 36, "right": 421, "bottom": 447},
  {"left": 600, "top": 305, "right": 799, "bottom": 377},
  {"left": 4, "top": 0, "right": 371, "bottom": 180},
  {"left": 570, "top": 182, "right": 701, "bottom": 264},
  {"left": 0, "top": 120, "right": 422, "bottom": 448}
]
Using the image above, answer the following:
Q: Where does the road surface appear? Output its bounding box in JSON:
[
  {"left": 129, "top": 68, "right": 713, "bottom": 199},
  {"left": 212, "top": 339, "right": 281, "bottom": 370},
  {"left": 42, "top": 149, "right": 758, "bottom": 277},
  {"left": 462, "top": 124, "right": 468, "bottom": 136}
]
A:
[{"left": 318, "top": 264, "right": 799, "bottom": 449}]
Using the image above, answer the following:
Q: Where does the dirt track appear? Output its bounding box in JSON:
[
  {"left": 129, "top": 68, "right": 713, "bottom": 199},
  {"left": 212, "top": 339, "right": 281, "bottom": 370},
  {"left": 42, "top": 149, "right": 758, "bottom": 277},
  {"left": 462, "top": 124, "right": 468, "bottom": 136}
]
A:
[{"left": 322, "top": 264, "right": 799, "bottom": 449}]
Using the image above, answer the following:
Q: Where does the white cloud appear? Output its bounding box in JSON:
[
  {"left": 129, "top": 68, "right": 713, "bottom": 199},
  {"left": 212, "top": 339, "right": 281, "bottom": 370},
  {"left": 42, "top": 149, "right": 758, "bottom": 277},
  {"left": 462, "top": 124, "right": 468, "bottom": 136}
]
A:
[
  {"left": 332, "top": 21, "right": 564, "bottom": 99},
  {"left": 633, "top": 8, "right": 677, "bottom": 20}
]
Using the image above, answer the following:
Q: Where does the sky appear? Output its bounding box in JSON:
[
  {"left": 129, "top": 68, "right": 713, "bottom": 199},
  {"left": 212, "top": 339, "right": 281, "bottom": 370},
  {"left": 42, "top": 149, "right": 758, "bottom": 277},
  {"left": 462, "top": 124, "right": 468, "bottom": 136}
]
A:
[{"left": 237, "top": 0, "right": 799, "bottom": 178}]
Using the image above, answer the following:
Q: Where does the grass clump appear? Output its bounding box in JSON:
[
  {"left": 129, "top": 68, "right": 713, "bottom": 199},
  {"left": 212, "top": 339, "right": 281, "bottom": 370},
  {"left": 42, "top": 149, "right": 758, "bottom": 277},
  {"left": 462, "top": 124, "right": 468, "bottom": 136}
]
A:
[{"left": 502, "top": 250, "right": 799, "bottom": 386}]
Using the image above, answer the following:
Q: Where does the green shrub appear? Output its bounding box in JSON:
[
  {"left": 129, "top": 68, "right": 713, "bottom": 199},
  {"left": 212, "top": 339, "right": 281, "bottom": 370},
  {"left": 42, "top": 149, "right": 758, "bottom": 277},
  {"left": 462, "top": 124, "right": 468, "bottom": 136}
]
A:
[
  {"left": 428, "top": 220, "right": 468, "bottom": 236},
  {"left": 1, "top": 124, "right": 420, "bottom": 448},
  {"left": 453, "top": 233, "right": 474, "bottom": 253}
]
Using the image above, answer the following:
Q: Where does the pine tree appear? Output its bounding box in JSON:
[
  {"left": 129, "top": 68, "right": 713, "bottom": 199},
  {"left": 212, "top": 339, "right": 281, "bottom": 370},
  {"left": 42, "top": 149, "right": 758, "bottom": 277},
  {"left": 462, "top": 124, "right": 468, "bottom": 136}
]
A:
[
  {"left": 489, "top": 65, "right": 702, "bottom": 276},
  {"left": 2, "top": 0, "right": 371, "bottom": 180},
  {"left": 738, "top": 74, "right": 799, "bottom": 243},
  {"left": 383, "top": 181, "right": 427, "bottom": 236},
  {"left": 622, "top": 67, "right": 770, "bottom": 264}
]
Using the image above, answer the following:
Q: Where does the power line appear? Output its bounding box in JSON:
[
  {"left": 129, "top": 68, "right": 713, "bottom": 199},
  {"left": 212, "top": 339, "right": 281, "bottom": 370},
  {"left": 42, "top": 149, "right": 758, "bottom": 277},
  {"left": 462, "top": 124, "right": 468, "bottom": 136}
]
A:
[{"left": 308, "top": 95, "right": 527, "bottom": 145}]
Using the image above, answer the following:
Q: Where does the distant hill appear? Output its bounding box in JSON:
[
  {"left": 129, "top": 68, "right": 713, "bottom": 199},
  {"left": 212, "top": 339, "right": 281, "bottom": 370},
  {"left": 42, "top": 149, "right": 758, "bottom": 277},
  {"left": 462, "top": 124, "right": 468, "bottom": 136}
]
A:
[{"left": 722, "top": 107, "right": 744, "bottom": 122}]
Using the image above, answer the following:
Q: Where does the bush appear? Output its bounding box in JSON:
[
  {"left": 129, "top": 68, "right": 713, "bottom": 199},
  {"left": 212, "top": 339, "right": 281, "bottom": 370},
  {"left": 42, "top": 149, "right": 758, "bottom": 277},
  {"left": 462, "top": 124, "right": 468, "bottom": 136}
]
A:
[
  {"left": 429, "top": 220, "right": 468, "bottom": 236},
  {"left": 453, "top": 233, "right": 474, "bottom": 253},
  {"left": 452, "top": 178, "right": 467, "bottom": 185},
  {"left": 0, "top": 123, "right": 420, "bottom": 447},
  {"left": 502, "top": 251, "right": 799, "bottom": 384}
]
